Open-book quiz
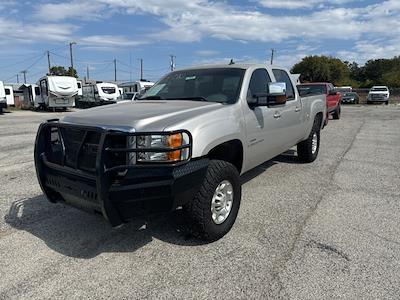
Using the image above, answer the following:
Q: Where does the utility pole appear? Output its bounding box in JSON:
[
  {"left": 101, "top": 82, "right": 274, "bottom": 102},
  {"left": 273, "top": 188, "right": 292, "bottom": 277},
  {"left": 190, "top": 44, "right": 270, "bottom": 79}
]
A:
[
  {"left": 169, "top": 55, "right": 176, "bottom": 71},
  {"left": 69, "top": 42, "right": 76, "bottom": 76},
  {"left": 113, "top": 59, "right": 117, "bottom": 82},
  {"left": 87, "top": 65, "right": 90, "bottom": 80},
  {"left": 129, "top": 52, "right": 132, "bottom": 82},
  {"left": 16, "top": 74, "right": 19, "bottom": 83},
  {"left": 21, "top": 70, "right": 27, "bottom": 83},
  {"left": 140, "top": 58, "right": 143, "bottom": 80},
  {"left": 47, "top": 51, "right": 51, "bottom": 74},
  {"left": 270, "top": 48, "right": 275, "bottom": 65}
]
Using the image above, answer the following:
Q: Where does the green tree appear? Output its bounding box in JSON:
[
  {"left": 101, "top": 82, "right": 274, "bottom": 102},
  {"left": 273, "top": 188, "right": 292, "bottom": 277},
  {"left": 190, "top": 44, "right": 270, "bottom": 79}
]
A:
[
  {"left": 49, "top": 65, "right": 78, "bottom": 77},
  {"left": 291, "top": 56, "right": 349, "bottom": 85}
]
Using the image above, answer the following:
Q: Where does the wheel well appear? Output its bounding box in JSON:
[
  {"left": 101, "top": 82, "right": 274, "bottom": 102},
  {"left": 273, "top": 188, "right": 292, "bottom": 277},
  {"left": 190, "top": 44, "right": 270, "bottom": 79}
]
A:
[
  {"left": 207, "top": 140, "right": 243, "bottom": 173},
  {"left": 315, "top": 112, "right": 323, "bottom": 129}
]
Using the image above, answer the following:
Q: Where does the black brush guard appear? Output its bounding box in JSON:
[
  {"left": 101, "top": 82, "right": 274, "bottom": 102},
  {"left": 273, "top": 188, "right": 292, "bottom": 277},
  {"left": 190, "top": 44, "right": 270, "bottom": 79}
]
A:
[{"left": 34, "top": 120, "right": 209, "bottom": 226}]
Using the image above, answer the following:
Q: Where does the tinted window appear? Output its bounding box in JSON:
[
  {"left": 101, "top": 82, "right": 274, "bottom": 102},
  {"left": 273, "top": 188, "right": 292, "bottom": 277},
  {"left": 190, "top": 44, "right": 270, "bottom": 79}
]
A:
[
  {"left": 35, "top": 86, "right": 40, "bottom": 95},
  {"left": 272, "top": 69, "right": 295, "bottom": 100},
  {"left": 143, "top": 68, "right": 245, "bottom": 104},
  {"left": 297, "top": 84, "right": 327, "bottom": 95},
  {"left": 40, "top": 80, "right": 48, "bottom": 96},
  {"left": 247, "top": 69, "right": 271, "bottom": 101},
  {"left": 101, "top": 87, "right": 116, "bottom": 94},
  {"left": 5, "top": 88, "right": 10, "bottom": 95},
  {"left": 371, "top": 87, "right": 388, "bottom": 92}
]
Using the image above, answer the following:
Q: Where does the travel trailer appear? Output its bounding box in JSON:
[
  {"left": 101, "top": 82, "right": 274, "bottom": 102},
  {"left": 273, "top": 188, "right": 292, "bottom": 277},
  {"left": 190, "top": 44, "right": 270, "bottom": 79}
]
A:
[
  {"left": 19, "top": 84, "right": 39, "bottom": 109},
  {"left": 78, "top": 82, "right": 120, "bottom": 108},
  {"left": 4, "top": 85, "right": 14, "bottom": 106},
  {"left": 36, "top": 76, "right": 78, "bottom": 110},
  {"left": 119, "top": 80, "right": 154, "bottom": 100},
  {"left": 0, "top": 81, "right": 6, "bottom": 113}
]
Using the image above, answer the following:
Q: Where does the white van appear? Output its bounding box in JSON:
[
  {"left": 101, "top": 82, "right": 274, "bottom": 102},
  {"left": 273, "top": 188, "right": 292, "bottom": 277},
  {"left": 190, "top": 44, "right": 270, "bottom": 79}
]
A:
[
  {"left": 4, "top": 85, "right": 14, "bottom": 106},
  {"left": 79, "top": 82, "right": 120, "bottom": 108},
  {"left": 0, "top": 81, "right": 6, "bottom": 113},
  {"left": 36, "top": 76, "right": 78, "bottom": 110}
]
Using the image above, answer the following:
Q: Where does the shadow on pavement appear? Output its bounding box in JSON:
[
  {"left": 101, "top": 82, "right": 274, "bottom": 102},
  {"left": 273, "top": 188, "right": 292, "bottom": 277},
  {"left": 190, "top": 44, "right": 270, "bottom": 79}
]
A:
[
  {"left": 5, "top": 195, "right": 207, "bottom": 259},
  {"left": 4, "top": 150, "right": 301, "bottom": 259}
]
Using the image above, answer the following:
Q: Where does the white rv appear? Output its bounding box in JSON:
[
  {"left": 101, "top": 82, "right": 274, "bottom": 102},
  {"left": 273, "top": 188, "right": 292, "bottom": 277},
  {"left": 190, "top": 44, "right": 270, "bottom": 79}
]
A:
[
  {"left": 119, "top": 80, "right": 154, "bottom": 100},
  {"left": 0, "top": 81, "right": 6, "bottom": 113},
  {"left": 36, "top": 76, "right": 78, "bottom": 110},
  {"left": 4, "top": 85, "right": 14, "bottom": 106},
  {"left": 78, "top": 82, "right": 120, "bottom": 108}
]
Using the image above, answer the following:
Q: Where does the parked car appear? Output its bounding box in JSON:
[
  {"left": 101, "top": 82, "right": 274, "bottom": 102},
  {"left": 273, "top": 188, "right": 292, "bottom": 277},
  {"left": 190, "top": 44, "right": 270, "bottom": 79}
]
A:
[
  {"left": 297, "top": 82, "right": 341, "bottom": 120},
  {"left": 34, "top": 64, "right": 326, "bottom": 241},
  {"left": 341, "top": 92, "right": 359, "bottom": 104},
  {"left": 367, "top": 86, "right": 390, "bottom": 105}
]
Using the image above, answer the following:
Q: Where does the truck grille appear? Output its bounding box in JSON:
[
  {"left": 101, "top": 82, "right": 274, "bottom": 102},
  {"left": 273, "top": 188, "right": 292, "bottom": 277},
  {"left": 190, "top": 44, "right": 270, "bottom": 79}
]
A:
[
  {"left": 45, "top": 125, "right": 128, "bottom": 174},
  {"left": 60, "top": 128, "right": 101, "bottom": 172},
  {"left": 371, "top": 94, "right": 385, "bottom": 100}
]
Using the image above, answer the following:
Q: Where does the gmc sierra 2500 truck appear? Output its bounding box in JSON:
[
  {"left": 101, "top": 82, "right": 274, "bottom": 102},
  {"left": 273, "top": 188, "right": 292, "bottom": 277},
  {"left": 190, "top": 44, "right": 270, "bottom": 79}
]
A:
[{"left": 34, "top": 64, "right": 326, "bottom": 241}]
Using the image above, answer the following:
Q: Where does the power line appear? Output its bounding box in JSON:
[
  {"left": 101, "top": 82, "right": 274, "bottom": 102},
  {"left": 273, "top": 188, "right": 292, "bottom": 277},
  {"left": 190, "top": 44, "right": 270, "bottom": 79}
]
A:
[{"left": 0, "top": 52, "right": 45, "bottom": 70}]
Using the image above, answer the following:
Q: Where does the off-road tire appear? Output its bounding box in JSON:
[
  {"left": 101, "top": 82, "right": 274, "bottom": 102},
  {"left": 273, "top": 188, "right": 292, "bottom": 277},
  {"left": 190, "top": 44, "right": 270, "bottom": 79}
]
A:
[
  {"left": 184, "top": 160, "right": 241, "bottom": 242},
  {"left": 332, "top": 104, "right": 341, "bottom": 119},
  {"left": 297, "top": 118, "right": 321, "bottom": 163}
]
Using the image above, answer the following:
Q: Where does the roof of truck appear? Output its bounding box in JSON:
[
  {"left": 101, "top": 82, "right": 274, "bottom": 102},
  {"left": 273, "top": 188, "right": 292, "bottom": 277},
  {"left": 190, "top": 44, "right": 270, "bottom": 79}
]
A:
[{"left": 176, "top": 63, "right": 285, "bottom": 71}]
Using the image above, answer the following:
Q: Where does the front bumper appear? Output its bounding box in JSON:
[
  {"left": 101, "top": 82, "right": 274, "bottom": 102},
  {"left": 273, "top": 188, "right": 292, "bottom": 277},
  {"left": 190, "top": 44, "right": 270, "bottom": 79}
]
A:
[{"left": 34, "top": 120, "right": 209, "bottom": 226}]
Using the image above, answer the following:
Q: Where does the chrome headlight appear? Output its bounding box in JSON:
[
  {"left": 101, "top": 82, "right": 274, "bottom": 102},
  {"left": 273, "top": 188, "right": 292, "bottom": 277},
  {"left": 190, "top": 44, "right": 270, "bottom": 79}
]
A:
[{"left": 127, "top": 132, "right": 190, "bottom": 163}]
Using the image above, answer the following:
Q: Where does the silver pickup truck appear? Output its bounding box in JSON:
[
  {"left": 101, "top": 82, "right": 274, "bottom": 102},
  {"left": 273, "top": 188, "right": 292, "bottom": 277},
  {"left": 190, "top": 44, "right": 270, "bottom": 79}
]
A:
[{"left": 34, "top": 64, "right": 326, "bottom": 241}]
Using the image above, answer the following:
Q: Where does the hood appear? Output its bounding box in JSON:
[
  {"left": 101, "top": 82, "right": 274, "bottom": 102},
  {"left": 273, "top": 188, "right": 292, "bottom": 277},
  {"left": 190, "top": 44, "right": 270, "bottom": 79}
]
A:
[
  {"left": 48, "top": 76, "right": 78, "bottom": 97},
  {"left": 61, "top": 100, "right": 224, "bottom": 131}
]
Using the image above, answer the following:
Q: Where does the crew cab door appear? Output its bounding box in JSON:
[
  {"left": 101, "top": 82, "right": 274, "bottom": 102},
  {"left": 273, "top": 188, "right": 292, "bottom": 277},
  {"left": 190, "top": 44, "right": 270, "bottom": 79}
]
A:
[
  {"left": 242, "top": 68, "right": 286, "bottom": 170},
  {"left": 272, "top": 69, "right": 304, "bottom": 148}
]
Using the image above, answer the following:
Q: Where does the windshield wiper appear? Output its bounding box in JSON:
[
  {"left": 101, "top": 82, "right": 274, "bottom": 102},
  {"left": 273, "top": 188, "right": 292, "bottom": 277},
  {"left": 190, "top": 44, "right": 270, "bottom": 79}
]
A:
[
  {"left": 167, "top": 97, "right": 208, "bottom": 102},
  {"left": 139, "top": 95, "right": 165, "bottom": 100}
]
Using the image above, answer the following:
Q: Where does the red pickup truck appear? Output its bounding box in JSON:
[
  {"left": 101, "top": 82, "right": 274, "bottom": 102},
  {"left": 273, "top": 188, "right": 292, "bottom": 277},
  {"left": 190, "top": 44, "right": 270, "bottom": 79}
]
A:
[{"left": 297, "top": 83, "right": 341, "bottom": 121}]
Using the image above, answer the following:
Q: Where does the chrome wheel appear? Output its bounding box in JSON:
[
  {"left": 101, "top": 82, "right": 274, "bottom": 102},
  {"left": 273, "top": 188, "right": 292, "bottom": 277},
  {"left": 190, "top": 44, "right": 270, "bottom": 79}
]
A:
[
  {"left": 211, "top": 180, "right": 234, "bottom": 225},
  {"left": 311, "top": 132, "right": 318, "bottom": 154}
]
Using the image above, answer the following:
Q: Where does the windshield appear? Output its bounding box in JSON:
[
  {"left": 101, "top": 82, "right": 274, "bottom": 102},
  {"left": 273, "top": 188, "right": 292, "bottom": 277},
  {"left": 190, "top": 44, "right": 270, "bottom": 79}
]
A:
[
  {"left": 343, "top": 92, "right": 356, "bottom": 97},
  {"left": 297, "top": 84, "right": 327, "bottom": 95},
  {"left": 371, "top": 87, "right": 388, "bottom": 92},
  {"left": 101, "top": 87, "right": 116, "bottom": 94},
  {"left": 141, "top": 68, "right": 245, "bottom": 104}
]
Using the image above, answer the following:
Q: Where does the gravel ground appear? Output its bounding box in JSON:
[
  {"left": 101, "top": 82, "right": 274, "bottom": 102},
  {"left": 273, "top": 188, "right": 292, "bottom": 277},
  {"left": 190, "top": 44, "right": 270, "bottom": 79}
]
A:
[{"left": 0, "top": 105, "right": 399, "bottom": 299}]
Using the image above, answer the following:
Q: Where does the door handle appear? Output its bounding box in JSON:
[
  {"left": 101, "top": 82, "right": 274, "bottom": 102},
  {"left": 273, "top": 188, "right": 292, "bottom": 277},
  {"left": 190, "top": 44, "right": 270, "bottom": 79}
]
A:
[
  {"left": 273, "top": 112, "right": 281, "bottom": 119},
  {"left": 295, "top": 107, "right": 301, "bottom": 112}
]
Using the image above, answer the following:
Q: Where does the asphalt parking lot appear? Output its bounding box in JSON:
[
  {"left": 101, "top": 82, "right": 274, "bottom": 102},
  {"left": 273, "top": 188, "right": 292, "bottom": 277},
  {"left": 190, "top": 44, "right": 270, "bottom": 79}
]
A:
[{"left": 0, "top": 105, "right": 400, "bottom": 299}]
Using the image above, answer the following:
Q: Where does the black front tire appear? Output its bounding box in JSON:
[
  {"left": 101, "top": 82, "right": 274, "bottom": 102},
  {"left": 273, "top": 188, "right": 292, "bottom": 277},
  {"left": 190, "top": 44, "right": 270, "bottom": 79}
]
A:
[
  {"left": 332, "top": 104, "right": 341, "bottom": 119},
  {"left": 385, "top": 101, "right": 389, "bottom": 105},
  {"left": 297, "top": 119, "right": 320, "bottom": 163},
  {"left": 184, "top": 160, "right": 241, "bottom": 241}
]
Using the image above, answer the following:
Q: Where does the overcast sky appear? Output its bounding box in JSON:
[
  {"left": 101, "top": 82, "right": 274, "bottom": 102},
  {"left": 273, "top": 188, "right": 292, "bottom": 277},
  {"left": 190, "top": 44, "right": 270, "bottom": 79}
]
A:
[{"left": 1, "top": 0, "right": 399, "bottom": 83}]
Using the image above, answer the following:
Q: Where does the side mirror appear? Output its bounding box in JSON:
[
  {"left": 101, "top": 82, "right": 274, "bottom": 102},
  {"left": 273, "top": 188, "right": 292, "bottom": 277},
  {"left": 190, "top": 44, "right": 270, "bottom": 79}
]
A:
[
  {"left": 248, "top": 82, "right": 287, "bottom": 107},
  {"left": 266, "top": 82, "right": 287, "bottom": 106}
]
